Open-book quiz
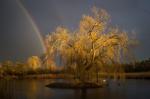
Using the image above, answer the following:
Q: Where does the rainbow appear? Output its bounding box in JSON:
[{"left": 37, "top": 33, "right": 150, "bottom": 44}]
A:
[{"left": 16, "top": 0, "right": 46, "bottom": 53}]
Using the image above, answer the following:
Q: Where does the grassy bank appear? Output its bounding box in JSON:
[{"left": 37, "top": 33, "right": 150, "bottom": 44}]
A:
[
  {"left": 0, "top": 72, "right": 150, "bottom": 80},
  {"left": 98, "top": 72, "right": 150, "bottom": 79},
  {"left": 0, "top": 74, "right": 64, "bottom": 80},
  {"left": 125, "top": 72, "right": 150, "bottom": 79}
]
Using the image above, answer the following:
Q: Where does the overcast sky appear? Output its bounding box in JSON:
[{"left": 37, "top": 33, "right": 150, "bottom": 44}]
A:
[{"left": 1, "top": 0, "right": 150, "bottom": 61}]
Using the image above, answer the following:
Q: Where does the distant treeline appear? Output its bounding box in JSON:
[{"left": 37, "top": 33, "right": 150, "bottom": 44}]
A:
[
  {"left": 123, "top": 58, "right": 150, "bottom": 72},
  {"left": 0, "top": 58, "right": 150, "bottom": 79},
  {"left": 0, "top": 59, "right": 60, "bottom": 78}
]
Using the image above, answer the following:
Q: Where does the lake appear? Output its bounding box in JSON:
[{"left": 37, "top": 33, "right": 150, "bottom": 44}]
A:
[{"left": 0, "top": 79, "right": 150, "bottom": 99}]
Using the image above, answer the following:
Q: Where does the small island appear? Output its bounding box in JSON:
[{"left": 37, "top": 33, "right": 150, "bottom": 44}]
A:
[{"left": 46, "top": 80, "right": 108, "bottom": 89}]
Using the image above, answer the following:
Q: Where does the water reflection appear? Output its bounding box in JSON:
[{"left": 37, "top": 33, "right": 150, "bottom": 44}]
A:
[
  {"left": 0, "top": 79, "right": 53, "bottom": 99},
  {"left": 0, "top": 79, "right": 150, "bottom": 99}
]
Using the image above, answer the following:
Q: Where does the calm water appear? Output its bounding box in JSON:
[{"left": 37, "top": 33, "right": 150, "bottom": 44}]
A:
[{"left": 0, "top": 79, "right": 150, "bottom": 99}]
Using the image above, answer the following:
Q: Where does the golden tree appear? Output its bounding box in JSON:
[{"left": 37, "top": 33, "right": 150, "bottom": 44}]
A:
[
  {"left": 45, "top": 7, "right": 135, "bottom": 83},
  {"left": 27, "top": 56, "right": 41, "bottom": 70}
]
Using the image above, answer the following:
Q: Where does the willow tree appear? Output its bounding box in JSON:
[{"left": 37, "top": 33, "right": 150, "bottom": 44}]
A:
[
  {"left": 27, "top": 56, "right": 41, "bottom": 70},
  {"left": 45, "top": 7, "right": 135, "bottom": 83}
]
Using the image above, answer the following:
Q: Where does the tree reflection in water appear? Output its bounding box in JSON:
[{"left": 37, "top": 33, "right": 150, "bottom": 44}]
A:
[{"left": 0, "top": 79, "right": 150, "bottom": 99}]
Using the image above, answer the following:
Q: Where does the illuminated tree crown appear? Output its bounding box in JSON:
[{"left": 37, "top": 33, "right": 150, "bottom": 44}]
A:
[{"left": 45, "top": 7, "right": 135, "bottom": 82}]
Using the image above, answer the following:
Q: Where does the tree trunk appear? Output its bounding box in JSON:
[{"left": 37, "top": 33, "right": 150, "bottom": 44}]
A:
[{"left": 96, "top": 70, "right": 99, "bottom": 83}]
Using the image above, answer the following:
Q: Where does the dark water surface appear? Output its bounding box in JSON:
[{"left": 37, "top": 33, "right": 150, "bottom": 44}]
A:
[{"left": 0, "top": 79, "right": 150, "bottom": 99}]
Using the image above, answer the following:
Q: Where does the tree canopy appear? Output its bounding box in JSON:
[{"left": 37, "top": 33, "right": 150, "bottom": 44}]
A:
[{"left": 45, "top": 7, "right": 136, "bottom": 82}]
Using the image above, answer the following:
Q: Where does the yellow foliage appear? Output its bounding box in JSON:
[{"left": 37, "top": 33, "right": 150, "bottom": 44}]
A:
[
  {"left": 27, "top": 56, "right": 41, "bottom": 70},
  {"left": 45, "top": 7, "right": 136, "bottom": 77}
]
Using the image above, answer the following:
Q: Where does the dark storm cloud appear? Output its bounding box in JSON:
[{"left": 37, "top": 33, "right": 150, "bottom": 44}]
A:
[
  {"left": 21, "top": 0, "right": 64, "bottom": 34},
  {"left": 0, "top": 0, "right": 150, "bottom": 61},
  {"left": 0, "top": 0, "right": 44, "bottom": 61}
]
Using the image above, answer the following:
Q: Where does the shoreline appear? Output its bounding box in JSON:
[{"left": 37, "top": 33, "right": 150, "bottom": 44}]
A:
[{"left": 1, "top": 72, "right": 150, "bottom": 80}]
